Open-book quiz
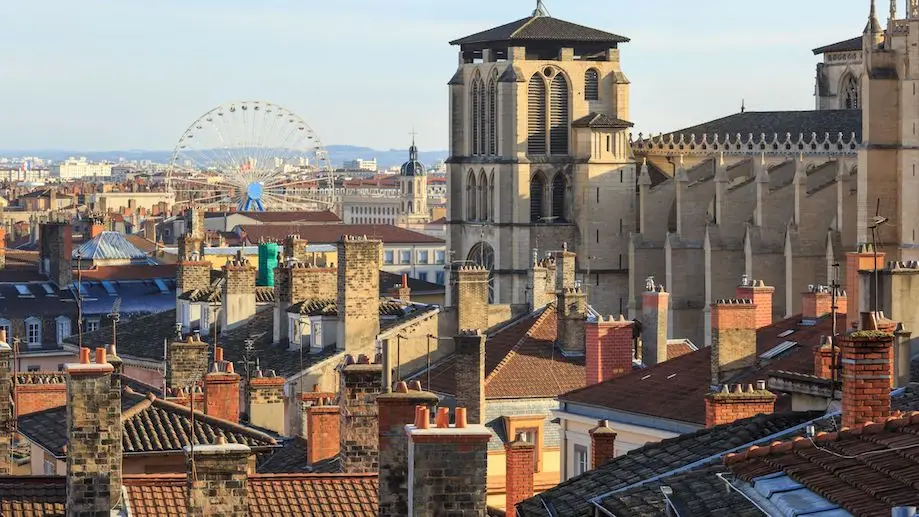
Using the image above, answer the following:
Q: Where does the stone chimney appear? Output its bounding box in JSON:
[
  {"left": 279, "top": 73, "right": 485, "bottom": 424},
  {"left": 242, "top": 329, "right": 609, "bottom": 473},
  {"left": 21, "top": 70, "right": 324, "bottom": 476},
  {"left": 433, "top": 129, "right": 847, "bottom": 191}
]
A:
[
  {"left": 710, "top": 298, "right": 757, "bottom": 385},
  {"left": 387, "top": 273, "right": 412, "bottom": 301},
  {"left": 42, "top": 222, "right": 73, "bottom": 290},
  {"left": 735, "top": 278, "right": 775, "bottom": 329},
  {"left": 0, "top": 331, "right": 11, "bottom": 474},
  {"left": 0, "top": 226, "right": 7, "bottom": 269},
  {"left": 557, "top": 286, "right": 588, "bottom": 355},
  {"left": 283, "top": 234, "right": 309, "bottom": 263},
  {"left": 167, "top": 334, "right": 209, "bottom": 390},
  {"left": 143, "top": 218, "right": 156, "bottom": 241},
  {"left": 845, "top": 245, "right": 885, "bottom": 331},
  {"left": 177, "top": 257, "right": 211, "bottom": 298},
  {"left": 306, "top": 398, "right": 340, "bottom": 465},
  {"left": 640, "top": 280, "right": 669, "bottom": 365},
  {"left": 704, "top": 381, "right": 775, "bottom": 428},
  {"left": 589, "top": 419, "right": 617, "bottom": 468},
  {"left": 585, "top": 316, "right": 633, "bottom": 385},
  {"left": 221, "top": 255, "right": 257, "bottom": 331},
  {"left": 247, "top": 370, "right": 286, "bottom": 435},
  {"left": 187, "top": 207, "right": 205, "bottom": 240},
  {"left": 377, "top": 381, "right": 439, "bottom": 517},
  {"left": 802, "top": 284, "right": 846, "bottom": 320},
  {"left": 527, "top": 250, "right": 556, "bottom": 311},
  {"left": 178, "top": 234, "right": 204, "bottom": 262},
  {"left": 65, "top": 347, "right": 122, "bottom": 513},
  {"left": 204, "top": 347, "right": 241, "bottom": 423},
  {"left": 339, "top": 353, "right": 384, "bottom": 473},
  {"left": 273, "top": 261, "right": 337, "bottom": 343},
  {"left": 556, "top": 246, "right": 576, "bottom": 289},
  {"left": 453, "top": 330, "right": 485, "bottom": 424},
  {"left": 505, "top": 440, "right": 535, "bottom": 517},
  {"left": 406, "top": 406, "right": 491, "bottom": 516},
  {"left": 185, "top": 438, "right": 249, "bottom": 517},
  {"left": 840, "top": 325, "right": 894, "bottom": 429},
  {"left": 337, "top": 236, "right": 382, "bottom": 352},
  {"left": 455, "top": 265, "right": 489, "bottom": 331}
]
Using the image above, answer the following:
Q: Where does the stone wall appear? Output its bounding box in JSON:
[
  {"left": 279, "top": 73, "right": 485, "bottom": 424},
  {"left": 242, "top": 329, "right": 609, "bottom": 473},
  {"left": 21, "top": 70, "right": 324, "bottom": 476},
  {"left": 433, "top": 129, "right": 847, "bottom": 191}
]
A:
[{"left": 290, "top": 265, "right": 336, "bottom": 302}]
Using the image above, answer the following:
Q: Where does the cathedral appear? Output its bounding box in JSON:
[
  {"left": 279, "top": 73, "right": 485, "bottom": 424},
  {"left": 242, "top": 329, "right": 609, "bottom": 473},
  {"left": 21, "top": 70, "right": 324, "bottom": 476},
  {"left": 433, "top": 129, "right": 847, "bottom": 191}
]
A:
[{"left": 447, "top": 0, "right": 919, "bottom": 346}]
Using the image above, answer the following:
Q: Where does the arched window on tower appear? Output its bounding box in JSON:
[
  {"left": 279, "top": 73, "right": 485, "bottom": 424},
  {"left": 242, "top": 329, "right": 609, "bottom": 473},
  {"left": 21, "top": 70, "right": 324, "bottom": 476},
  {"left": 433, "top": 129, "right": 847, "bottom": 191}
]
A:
[
  {"left": 488, "top": 73, "right": 498, "bottom": 155},
  {"left": 488, "top": 170, "right": 495, "bottom": 222},
  {"left": 479, "top": 170, "right": 489, "bottom": 221},
  {"left": 585, "top": 69, "right": 599, "bottom": 101},
  {"left": 550, "top": 73, "right": 570, "bottom": 155},
  {"left": 467, "top": 170, "right": 477, "bottom": 221},
  {"left": 530, "top": 172, "right": 546, "bottom": 223},
  {"left": 471, "top": 78, "right": 481, "bottom": 155},
  {"left": 552, "top": 173, "right": 567, "bottom": 222},
  {"left": 842, "top": 74, "right": 859, "bottom": 109},
  {"left": 527, "top": 74, "right": 547, "bottom": 155},
  {"left": 477, "top": 78, "right": 487, "bottom": 156}
]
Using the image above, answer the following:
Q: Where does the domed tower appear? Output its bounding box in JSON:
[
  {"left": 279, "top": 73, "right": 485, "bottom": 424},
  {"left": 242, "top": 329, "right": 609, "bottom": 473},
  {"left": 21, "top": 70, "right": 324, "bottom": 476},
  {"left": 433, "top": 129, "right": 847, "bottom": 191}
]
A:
[{"left": 400, "top": 138, "right": 429, "bottom": 224}]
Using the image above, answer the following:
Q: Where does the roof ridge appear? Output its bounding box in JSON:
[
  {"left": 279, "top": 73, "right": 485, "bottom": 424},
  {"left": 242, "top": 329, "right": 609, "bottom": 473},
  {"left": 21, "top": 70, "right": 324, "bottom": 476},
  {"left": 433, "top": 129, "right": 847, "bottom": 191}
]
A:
[
  {"left": 510, "top": 14, "right": 540, "bottom": 38},
  {"left": 148, "top": 392, "right": 279, "bottom": 445},
  {"left": 485, "top": 304, "right": 554, "bottom": 386},
  {"left": 121, "top": 392, "right": 155, "bottom": 421}
]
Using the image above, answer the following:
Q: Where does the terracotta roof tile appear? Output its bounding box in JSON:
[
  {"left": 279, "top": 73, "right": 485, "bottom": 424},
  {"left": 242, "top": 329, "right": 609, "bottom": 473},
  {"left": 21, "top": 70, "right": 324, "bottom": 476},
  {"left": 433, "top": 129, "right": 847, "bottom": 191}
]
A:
[
  {"left": 237, "top": 224, "right": 443, "bottom": 245},
  {"left": 0, "top": 476, "right": 65, "bottom": 517}
]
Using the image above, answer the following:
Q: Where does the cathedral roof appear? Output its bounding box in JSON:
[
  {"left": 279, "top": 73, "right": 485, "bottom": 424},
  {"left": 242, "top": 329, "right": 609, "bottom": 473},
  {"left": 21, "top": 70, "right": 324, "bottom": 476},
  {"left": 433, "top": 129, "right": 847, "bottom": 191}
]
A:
[
  {"left": 449, "top": 13, "right": 628, "bottom": 48},
  {"left": 658, "top": 109, "right": 862, "bottom": 142},
  {"left": 812, "top": 36, "right": 862, "bottom": 55}
]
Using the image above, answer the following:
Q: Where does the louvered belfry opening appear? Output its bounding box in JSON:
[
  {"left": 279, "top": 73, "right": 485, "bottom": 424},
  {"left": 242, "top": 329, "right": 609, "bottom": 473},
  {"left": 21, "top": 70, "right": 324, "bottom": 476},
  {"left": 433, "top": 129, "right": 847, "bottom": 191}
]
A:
[
  {"left": 585, "top": 69, "right": 599, "bottom": 101},
  {"left": 477, "top": 78, "right": 487, "bottom": 155},
  {"left": 549, "top": 73, "right": 569, "bottom": 155},
  {"left": 479, "top": 171, "right": 489, "bottom": 221},
  {"left": 530, "top": 173, "right": 545, "bottom": 222},
  {"left": 552, "top": 173, "right": 566, "bottom": 222},
  {"left": 488, "top": 76, "right": 497, "bottom": 155},
  {"left": 471, "top": 79, "right": 482, "bottom": 155},
  {"left": 527, "top": 74, "right": 547, "bottom": 155},
  {"left": 467, "top": 171, "right": 478, "bottom": 221}
]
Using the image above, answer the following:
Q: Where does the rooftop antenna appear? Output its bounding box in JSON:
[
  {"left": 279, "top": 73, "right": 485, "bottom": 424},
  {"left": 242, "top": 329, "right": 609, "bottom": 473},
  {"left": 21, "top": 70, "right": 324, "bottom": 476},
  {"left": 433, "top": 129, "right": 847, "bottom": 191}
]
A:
[
  {"left": 867, "top": 198, "right": 888, "bottom": 314},
  {"left": 741, "top": 99, "right": 746, "bottom": 113},
  {"left": 108, "top": 297, "right": 122, "bottom": 348}
]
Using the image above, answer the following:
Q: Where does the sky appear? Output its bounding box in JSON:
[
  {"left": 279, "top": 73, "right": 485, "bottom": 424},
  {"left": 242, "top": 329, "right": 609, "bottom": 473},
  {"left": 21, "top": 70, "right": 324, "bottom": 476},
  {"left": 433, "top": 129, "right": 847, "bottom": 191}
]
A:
[{"left": 0, "top": 0, "right": 871, "bottom": 152}]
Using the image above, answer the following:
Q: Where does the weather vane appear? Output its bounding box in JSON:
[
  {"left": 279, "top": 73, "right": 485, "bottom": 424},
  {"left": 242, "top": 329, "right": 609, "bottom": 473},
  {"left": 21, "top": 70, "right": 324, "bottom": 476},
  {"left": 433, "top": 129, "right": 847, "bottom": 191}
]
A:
[{"left": 108, "top": 297, "right": 122, "bottom": 347}]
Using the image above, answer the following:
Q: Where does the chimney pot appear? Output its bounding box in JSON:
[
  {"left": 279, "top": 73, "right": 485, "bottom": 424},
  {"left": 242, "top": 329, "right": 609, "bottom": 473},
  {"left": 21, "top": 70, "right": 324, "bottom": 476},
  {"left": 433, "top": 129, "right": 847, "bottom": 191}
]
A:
[
  {"left": 394, "top": 381, "right": 409, "bottom": 393},
  {"left": 436, "top": 407, "right": 450, "bottom": 428},
  {"left": 455, "top": 407, "right": 467, "bottom": 428},
  {"left": 215, "top": 346, "right": 224, "bottom": 362},
  {"left": 79, "top": 347, "right": 90, "bottom": 364},
  {"left": 756, "top": 380, "right": 767, "bottom": 390},
  {"left": 95, "top": 347, "right": 106, "bottom": 365},
  {"left": 416, "top": 405, "right": 430, "bottom": 429},
  {"left": 409, "top": 380, "right": 422, "bottom": 391}
]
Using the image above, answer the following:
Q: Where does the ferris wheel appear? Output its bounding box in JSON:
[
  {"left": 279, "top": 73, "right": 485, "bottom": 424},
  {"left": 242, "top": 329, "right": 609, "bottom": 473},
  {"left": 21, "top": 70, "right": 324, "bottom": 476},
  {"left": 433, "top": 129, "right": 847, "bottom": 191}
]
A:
[{"left": 167, "top": 101, "right": 335, "bottom": 212}]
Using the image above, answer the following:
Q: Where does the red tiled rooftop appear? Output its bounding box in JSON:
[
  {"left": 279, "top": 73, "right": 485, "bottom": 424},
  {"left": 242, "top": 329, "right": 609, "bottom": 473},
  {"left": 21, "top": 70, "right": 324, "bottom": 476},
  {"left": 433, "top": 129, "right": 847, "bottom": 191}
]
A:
[
  {"left": 237, "top": 224, "right": 444, "bottom": 245},
  {"left": 76, "top": 264, "right": 177, "bottom": 281}
]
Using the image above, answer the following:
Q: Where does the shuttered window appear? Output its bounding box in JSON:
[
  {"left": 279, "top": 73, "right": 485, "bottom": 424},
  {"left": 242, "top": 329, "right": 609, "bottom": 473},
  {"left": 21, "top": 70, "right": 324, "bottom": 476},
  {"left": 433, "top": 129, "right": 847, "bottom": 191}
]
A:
[
  {"left": 550, "top": 74, "right": 569, "bottom": 155},
  {"left": 467, "top": 172, "right": 477, "bottom": 220},
  {"left": 527, "top": 75, "right": 547, "bottom": 155},
  {"left": 552, "top": 173, "right": 566, "bottom": 222},
  {"left": 585, "top": 69, "right": 599, "bottom": 101},
  {"left": 488, "top": 78, "right": 497, "bottom": 155},
  {"left": 530, "top": 174, "right": 545, "bottom": 222},
  {"left": 471, "top": 80, "right": 481, "bottom": 155},
  {"left": 478, "top": 79, "right": 487, "bottom": 156}
]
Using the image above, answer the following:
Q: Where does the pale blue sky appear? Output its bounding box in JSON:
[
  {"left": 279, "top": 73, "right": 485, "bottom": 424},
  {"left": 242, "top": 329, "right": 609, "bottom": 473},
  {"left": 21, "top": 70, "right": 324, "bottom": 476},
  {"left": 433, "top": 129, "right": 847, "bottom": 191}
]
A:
[{"left": 0, "top": 0, "right": 870, "bottom": 152}]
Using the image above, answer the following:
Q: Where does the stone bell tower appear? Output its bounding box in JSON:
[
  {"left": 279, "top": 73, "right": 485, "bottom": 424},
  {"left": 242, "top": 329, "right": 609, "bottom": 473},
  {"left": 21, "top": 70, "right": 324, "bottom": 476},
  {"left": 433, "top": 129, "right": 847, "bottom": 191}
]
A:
[{"left": 446, "top": 2, "right": 635, "bottom": 313}]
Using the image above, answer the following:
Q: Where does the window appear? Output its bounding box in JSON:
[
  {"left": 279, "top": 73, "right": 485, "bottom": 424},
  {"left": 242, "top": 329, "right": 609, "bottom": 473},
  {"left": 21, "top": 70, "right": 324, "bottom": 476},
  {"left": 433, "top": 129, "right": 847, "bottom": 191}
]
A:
[
  {"left": 549, "top": 73, "right": 570, "bottom": 155},
  {"left": 488, "top": 73, "right": 498, "bottom": 155},
  {"left": 574, "top": 445, "right": 589, "bottom": 476},
  {"left": 435, "top": 251, "right": 446, "bottom": 265},
  {"left": 289, "top": 317, "right": 299, "bottom": 345},
  {"left": 200, "top": 305, "right": 209, "bottom": 332},
  {"left": 477, "top": 77, "right": 487, "bottom": 155},
  {"left": 552, "top": 173, "right": 567, "bottom": 222},
  {"left": 418, "top": 250, "right": 430, "bottom": 264},
  {"left": 55, "top": 316, "right": 71, "bottom": 345},
  {"left": 584, "top": 69, "right": 599, "bottom": 101},
  {"left": 400, "top": 251, "right": 412, "bottom": 264},
  {"left": 527, "top": 74, "right": 547, "bottom": 154},
  {"left": 466, "top": 170, "right": 478, "bottom": 221},
  {"left": 25, "top": 317, "right": 41, "bottom": 347},
  {"left": 435, "top": 271, "right": 446, "bottom": 285},
  {"left": 842, "top": 74, "right": 859, "bottom": 109},
  {"left": 57, "top": 364, "right": 65, "bottom": 372},
  {"left": 384, "top": 251, "right": 395, "bottom": 265},
  {"left": 27, "top": 365, "right": 40, "bottom": 372},
  {"left": 606, "top": 135, "right": 611, "bottom": 153},
  {"left": 86, "top": 319, "right": 99, "bottom": 333},
  {"left": 488, "top": 171, "right": 495, "bottom": 222},
  {"left": 530, "top": 173, "right": 546, "bottom": 223},
  {"left": 479, "top": 170, "right": 489, "bottom": 221},
  {"left": 471, "top": 76, "right": 482, "bottom": 155}
]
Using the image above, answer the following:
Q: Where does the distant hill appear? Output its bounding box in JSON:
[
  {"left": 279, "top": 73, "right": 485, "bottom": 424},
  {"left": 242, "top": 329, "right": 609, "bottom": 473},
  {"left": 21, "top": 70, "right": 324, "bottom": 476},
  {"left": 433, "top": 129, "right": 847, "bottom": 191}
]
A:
[{"left": 0, "top": 145, "right": 449, "bottom": 170}]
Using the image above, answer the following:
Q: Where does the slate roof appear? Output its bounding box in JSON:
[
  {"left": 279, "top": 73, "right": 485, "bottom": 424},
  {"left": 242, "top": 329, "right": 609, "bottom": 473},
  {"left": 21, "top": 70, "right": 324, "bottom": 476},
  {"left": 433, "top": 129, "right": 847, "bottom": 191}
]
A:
[
  {"left": 180, "top": 284, "right": 275, "bottom": 304},
  {"left": 812, "top": 36, "right": 862, "bottom": 55},
  {"left": 237, "top": 224, "right": 444, "bottom": 245},
  {"left": 572, "top": 113, "right": 634, "bottom": 129},
  {"left": 18, "top": 389, "right": 278, "bottom": 459},
  {"left": 659, "top": 109, "right": 862, "bottom": 142},
  {"left": 0, "top": 282, "right": 78, "bottom": 319},
  {"left": 516, "top": 411, "right": 828, "bottom": 517},
  {"left": 560, "top": 313, "right": 843, "bottom": 425},
  {"left": 73, "top": 231, "right": 150, "bottom": 261},
  {"left": 726, "top": 411, "right": 919, "bottom": 517},
  {"left": 450, "top": 14, "right": 629, "bottom": 46}
]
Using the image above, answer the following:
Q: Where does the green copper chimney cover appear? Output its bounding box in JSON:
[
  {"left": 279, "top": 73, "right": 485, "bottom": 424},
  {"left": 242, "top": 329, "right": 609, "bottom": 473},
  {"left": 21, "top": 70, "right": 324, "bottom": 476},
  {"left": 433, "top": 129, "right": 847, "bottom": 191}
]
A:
[{"left": 257, "top": 242, "right": 279, "bottom": 287}]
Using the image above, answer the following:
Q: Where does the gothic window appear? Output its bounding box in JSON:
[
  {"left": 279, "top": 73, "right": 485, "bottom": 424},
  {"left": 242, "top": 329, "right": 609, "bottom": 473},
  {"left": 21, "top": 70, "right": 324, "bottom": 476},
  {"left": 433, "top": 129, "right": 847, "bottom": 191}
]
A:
[
  {"left": 530, "top": 172, "right": 546, "bottom": 223},
  {"left": 842, "top": 74, "right": 859, "bottom": 109},
  {"left": 471, "top": 77, "right": 482, "bottom": 155},
  {"left": 550, "top": 73, "right": 570, "bottom": 155},
  {"left": 479, "top": 170, "right": 489, "bottom": 221},
  {"left": 478, "top": 78, "right": 487, "bottom": 156},
  {"left": 527, "top": 74, "right": 547, "bottom": 154},
  {"left": 552, "top": 173, "right": 567, "bottom": 222},
  {"left": 488, "top": 73, "right": 498, "bottom": 155},
  {"left": 488, "top": 170, "right": 495, "bottom": 222},
  {"left": 467, "top": 242, "right": 496, "bottom": 303},
  {"left": 467, "top": 170, "right": 478, "bottom": 221},
  {"left": 585, "top": 69, "right": 599, "bottom": 101}
]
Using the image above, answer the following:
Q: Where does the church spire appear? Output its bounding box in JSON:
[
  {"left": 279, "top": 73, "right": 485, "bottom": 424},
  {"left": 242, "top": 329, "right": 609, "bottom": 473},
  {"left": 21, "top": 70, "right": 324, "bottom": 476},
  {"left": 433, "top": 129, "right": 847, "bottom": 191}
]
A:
[
  {"left": 890, "top": 0, "right": 896, "bottom": 21},
  {"left": 865, "top": 0, "right": 882, "bottom": 34}
]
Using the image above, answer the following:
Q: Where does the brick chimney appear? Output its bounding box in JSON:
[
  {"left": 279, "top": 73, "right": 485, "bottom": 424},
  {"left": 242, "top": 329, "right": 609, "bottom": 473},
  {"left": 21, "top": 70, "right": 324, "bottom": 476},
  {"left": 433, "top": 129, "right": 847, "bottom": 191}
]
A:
[
  {"left": 377, "top": 380, "right": 440, "bottom": 517},
  {"left": 0, "top": 226, "right": 6, "bottom": 269},
  {"left": 65, "top": 347, "right": 122, "bottom": 513},
  {"left": 840, "top": 324, "right": 894, "bottom": 429},
  {"left": 387, "top": 273, "right": 412, "bottom": 301},
  {"left": 455, "top": 265, "right": 489, "bottom": 331},
  {"left": 505, "top": 440, "right": 535, "bottom": 517},
  {"left": 89, "top": 223, "right": 105, "bottom": 239},
  {"left": 453, "top": 330, "right": 485, "bottom": 424},
  {"left": 704, "top": 381, "right": 776, "bottom": 428},
  {"left": 557, "top": 286, "right": 588, "bottom": 355},
  {"left": 845, "top": 245, "right": 885, "bottom": 331},
  {"left": 306, "top": 398, "right": 341, "bottom": 465},
  {"left": 204, "top": 347, "right": 241, "bottom": 423},
  {"left": 283, "top": 234, "right": 309, "bottom": 263},
  {"left": 337, "top": 236, "right": 382, "bottom": 352},
  {"left": 176, "top": 257, "right": 210, "bottom": 297},
  {"left": 143, "top": 218, "right": 156, "bottom": 241},
  {"left": 185, "top": 438, "right": 249, "bottom": 517},
  {"left": 586, "top": 316, "right": 634, "bottom": 385},
  {"left": 589, "top": 419, "right": 617, "bottom": 468},
  {"left": 296, "top": 385, "right": 334, "bottom": 439},
  {"left": 178, "top": 234, "right": 204, "bottom": 262},
  {"left": 527, "top": 250, "right": 556, "bottom": 311},
  {"left": 406, "top": 406, "right": 491, "bottom": 516},
  {"left": 289, "top": 263, "right": 336, "bottom": 302},
  {"left": 339, "top": 353, "right": 384, "bottom": 473},
  {"left": 41, "top": 222, "right": 72, "bottom": 290},
  {"left": 14, "top": 372, "right": 67, "bottom": 416},
  {"left": 735, "top": 278, "right": 775, "bottom": 329},
  {"left": 710, "top": 298, "right": 757, "bottom": 385},
  {"left": 813, "top": 336, "right": 836, "bottom": 380},
  {"left": 247, "top": 370, "right": 286, "bottom": 435},
  {"left": 802, "top": 285, "right": 846, "bottom": 320},
  {"left": 0, "top": 331, "right": 11, "bottom": 475},
  {"left": 640, "top": 281, "right": 669, "bottom": 365},
  {"left": 221, "top": 255, "right": 257, "bottom": 330},
  {"left": 187, "top": 207, "right": 205, "bottom": 240},
  {"left": 167, "top": 334, "right": 209, "bottom": 390}
]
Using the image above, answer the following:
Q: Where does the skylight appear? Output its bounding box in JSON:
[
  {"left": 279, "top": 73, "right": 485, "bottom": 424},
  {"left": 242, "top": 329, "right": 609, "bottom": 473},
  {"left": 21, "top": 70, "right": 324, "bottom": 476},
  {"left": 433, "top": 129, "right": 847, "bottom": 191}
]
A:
[
  {"left": 101, "top": 281, "right": 118, "bottom": 297},
  {"left": 15, "top": 285, "right": 34, "bottom": 298},
  {"left": 760, "top": 341, "right": 798, "bottom": 360},
  {"left": 41, "top": 283, "right": 56, "bottom": 295},
  {"left": 777, "top": 329, "right": 795, "bottom": 338},
  {"left": 154, "top": 279, "right": 170, "bottom": 295}
]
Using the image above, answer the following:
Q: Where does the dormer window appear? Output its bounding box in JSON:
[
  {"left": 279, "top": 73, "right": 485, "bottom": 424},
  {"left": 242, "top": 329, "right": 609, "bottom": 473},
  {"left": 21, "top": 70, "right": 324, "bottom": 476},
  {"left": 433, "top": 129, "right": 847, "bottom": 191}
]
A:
[{"left": 25, "top": 317, "right": 42, "bottom": 348}]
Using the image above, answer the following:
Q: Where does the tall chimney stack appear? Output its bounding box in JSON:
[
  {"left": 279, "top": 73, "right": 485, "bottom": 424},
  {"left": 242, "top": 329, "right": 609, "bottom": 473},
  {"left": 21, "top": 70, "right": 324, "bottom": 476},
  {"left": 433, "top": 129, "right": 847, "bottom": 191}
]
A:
[
  {"left": 203, "top": 348, "right": 241, "bottom": 423},
  {"left": 527, "top": 251, "right": 556, "bottom": 311},
  {"left": 710, "top": 298, "right": 757, "bottom": 385},
  {"left": 455, "top": 265, "right": 489, "bottom": 332},
  {"left": 247, "top": 370, "right": 286, "bottom": 435},
  {"left": 845, "top": 245, "right": 885, "bottom": 331},
  {"left": 221, "top": 254, "right": 257, "bottom": 330},
  {"left": 453, "top": 330, "right": 486, "bottom": 424},
  {"left": 735, "top": 278, "right": 775, "bottom": 328},
  {"left": 306, "top": 398, "right": 341, "bottom": 465},
  {"left": 840, "top": 323, "right": 894, "bottom": 428},
  {"left": 42, "top": 222, "right": 73, "bottom": 290},
  {"left": 585, "top": 316, "right": 634, "bottom": 385},
  {"left": 0, "top": 331, "right": 11, "bottom": 475},
  {"left": 557, "top": 286, "right": 588, "bottom": 355},
  {"left": 167, "top": 334, "right": 209, "bottom": 391},
  {"left": 337, "top": 236, "right": 382, "bottom": 352},
  {"left": 339, "top": 353, "right": 384, "bottom": 473},
  {"left": 640, "top": 279, "right": 669, "bottom": 365},
  {"left": 185, "top": 438, "right": 250, "bottom": 517},
  {"left": 505, "top": 440, "right": 535, "bottom": 517}
]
